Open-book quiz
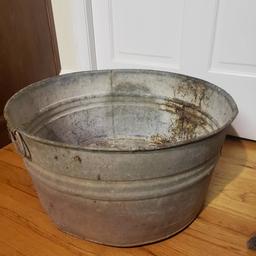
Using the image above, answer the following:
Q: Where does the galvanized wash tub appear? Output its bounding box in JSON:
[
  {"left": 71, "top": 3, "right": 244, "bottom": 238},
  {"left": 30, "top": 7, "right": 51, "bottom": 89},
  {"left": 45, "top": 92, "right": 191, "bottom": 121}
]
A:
[{"left": 4, "top": 70, "right": 238, "bottom": 246}]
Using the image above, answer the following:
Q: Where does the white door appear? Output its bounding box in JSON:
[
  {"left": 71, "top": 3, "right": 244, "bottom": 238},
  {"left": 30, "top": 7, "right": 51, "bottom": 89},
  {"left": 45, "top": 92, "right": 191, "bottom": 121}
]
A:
[{"left": 92, "top": 0, "right": 256, "bottom": 140}]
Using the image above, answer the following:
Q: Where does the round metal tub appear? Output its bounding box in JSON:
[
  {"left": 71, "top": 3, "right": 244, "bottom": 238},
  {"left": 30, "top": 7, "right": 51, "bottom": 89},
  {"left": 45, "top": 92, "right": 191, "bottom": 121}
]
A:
[{"left": 4, "top": 70, "right": 238, "bottom": 246}]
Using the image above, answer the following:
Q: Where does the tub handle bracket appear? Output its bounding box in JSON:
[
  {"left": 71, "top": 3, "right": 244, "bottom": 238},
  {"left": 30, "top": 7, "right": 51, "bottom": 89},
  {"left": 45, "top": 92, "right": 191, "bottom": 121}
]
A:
[{"left": 9, "top": 129, "right": 31, "bottom": 160}]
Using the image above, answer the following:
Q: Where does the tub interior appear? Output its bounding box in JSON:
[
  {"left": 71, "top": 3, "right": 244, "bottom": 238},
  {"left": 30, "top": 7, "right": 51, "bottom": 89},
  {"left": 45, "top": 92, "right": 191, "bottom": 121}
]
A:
[
  {"left": 27, "top": 96, "right": 219, "bottom": 150},
  {"left": 5, "top": 70, "right": 237, "bottom": 150}
]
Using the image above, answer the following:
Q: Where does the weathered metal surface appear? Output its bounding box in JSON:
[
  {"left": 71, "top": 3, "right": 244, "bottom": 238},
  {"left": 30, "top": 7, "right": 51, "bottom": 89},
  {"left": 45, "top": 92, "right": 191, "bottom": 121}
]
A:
[{"left": 4, "top": 69, "right": 238, "bottom": 246}]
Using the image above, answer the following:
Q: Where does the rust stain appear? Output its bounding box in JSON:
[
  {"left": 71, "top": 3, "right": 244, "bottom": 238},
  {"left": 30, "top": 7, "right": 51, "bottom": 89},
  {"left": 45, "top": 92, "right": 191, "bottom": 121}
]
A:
[
  {"left": 166, "top": 80, "right": 214, "bottom": 143},
  {"left": 176, "top": 79, "right": 207, "bottom": 108},
  {"left": 150, "top": 134, "right": 170, "bottom": 145},
  {"left": 169, "top": 104, "right": 207, "bottom": 142},
  {"left": 74, "top": 155, "right": 82, "bottom": 163},
  {"left": 150, "top": 93, "right": 214, "bottom": 146}
]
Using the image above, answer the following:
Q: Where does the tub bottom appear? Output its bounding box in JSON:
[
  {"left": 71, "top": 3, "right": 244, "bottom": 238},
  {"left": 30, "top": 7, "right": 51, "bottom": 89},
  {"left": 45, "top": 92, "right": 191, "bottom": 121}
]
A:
[{"left": 29, "top": 173, "right": 211, "bottom": 247}]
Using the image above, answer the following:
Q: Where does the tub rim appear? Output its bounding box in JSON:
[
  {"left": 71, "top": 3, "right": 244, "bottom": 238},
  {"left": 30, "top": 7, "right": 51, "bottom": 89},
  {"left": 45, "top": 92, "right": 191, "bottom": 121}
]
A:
[{"left": 4, "top": 69, "right": 238, "bottom": 153}]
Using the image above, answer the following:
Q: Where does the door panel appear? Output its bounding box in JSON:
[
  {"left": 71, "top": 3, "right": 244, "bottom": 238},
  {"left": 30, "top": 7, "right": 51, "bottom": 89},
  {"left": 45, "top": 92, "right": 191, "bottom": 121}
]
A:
[
  {"left": 111, "top": 0, "right": 184, "bottom": 69},
  {"left": 92, "top": 0, "right": 256, "bottom": 140},
  {"left": 93, "top": 0, "right": 185, "bottom": 70},
  {"left": 210, "top": 0, "right": 256, "bottom": 75}
]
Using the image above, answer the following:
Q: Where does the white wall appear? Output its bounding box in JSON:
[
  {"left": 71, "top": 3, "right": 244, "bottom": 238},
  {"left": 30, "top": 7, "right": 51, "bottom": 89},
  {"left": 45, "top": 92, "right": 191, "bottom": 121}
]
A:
[{"left": 51, "top": 0, "right": 96, "bottom": 74}]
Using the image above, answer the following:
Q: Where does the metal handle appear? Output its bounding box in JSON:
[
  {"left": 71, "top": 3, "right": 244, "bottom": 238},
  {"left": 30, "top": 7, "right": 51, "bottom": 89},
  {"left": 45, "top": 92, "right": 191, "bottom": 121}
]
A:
[{"left": 9, "top": 129, "right": 31, "bottom": 159}]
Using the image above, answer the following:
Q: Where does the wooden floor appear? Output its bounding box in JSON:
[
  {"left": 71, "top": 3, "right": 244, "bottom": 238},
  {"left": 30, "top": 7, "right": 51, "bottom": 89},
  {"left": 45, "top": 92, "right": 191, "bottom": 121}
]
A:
[{"left": 0, "top": 137, "right": 255, "bottom": 256}]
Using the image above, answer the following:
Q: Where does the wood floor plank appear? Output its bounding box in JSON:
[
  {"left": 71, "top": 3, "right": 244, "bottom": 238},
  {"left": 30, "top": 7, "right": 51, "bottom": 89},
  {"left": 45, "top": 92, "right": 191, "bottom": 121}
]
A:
[
  {"left": 0, "top": 145, "right": 24, "bottom": 168},
  {"left": 0, "top": 160, "right": 36, "bottom": 197},
  {"left": 0, "top": 240, "right": 27, "bottom": 256}
]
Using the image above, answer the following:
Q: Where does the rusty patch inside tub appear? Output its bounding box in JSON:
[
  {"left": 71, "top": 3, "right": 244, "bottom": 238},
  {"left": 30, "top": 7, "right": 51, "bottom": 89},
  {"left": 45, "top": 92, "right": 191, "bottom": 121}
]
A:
[
  {"left": 175, "top": 79, "right": 207, "bottom": 108},
  {"left": 149, "top": 95, "right": 218, "bottom": 146}
]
